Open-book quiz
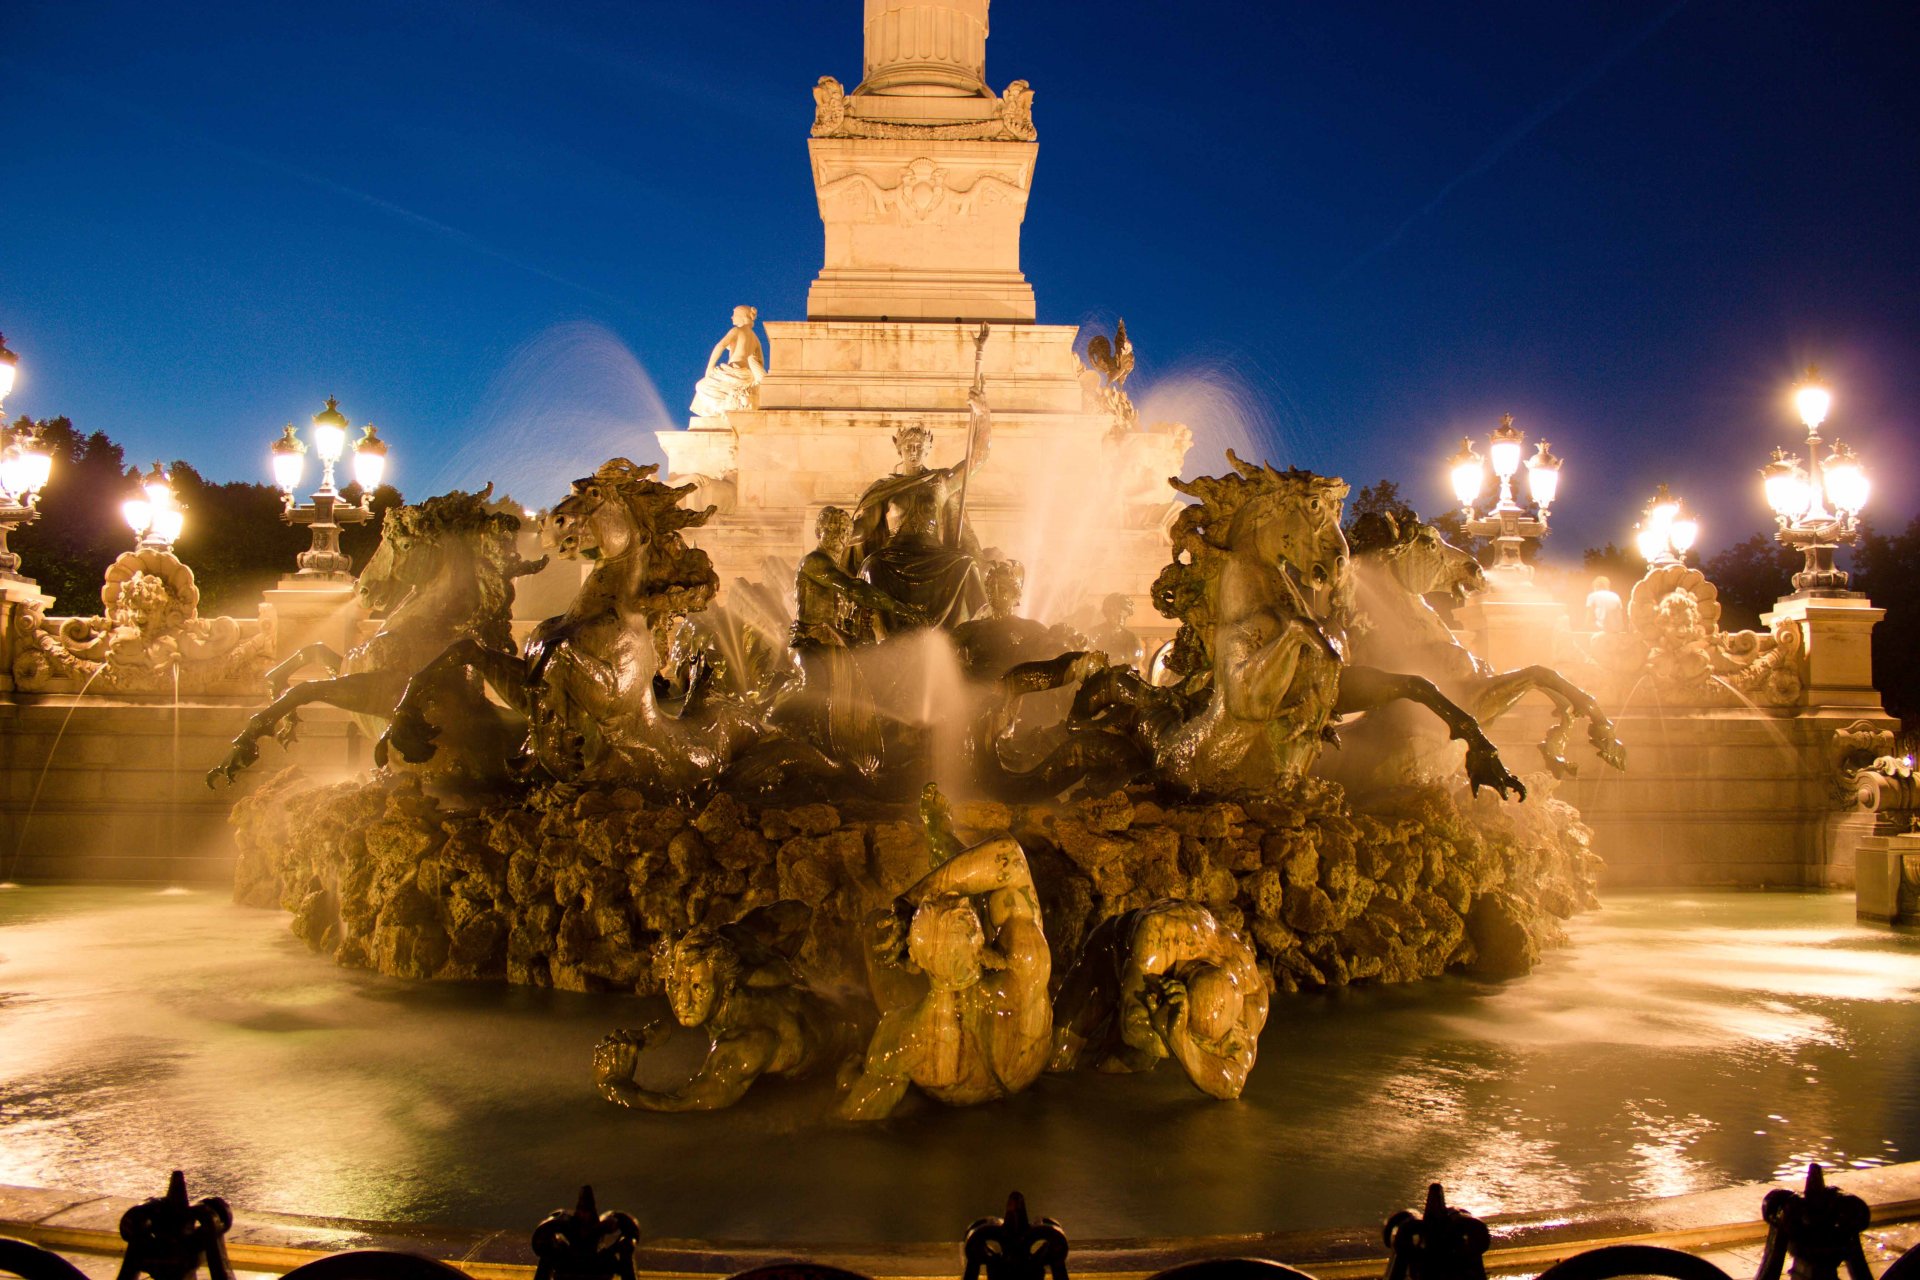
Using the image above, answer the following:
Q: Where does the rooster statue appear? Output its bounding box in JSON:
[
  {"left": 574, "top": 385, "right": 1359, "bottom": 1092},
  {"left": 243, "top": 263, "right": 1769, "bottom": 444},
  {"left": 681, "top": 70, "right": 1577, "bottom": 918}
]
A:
[{"left": 1085, "top": 319, "right": 1134, "bottom": 390}]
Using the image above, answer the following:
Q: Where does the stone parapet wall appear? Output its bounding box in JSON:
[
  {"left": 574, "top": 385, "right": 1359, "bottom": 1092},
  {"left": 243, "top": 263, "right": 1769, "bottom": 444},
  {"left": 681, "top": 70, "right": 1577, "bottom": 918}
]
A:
[
  {"left": 1481, "top": 701, "right": 1891, "bottom": 888},
  {"left": 0, "top": 698, "right": 359, "bottom": 884}
]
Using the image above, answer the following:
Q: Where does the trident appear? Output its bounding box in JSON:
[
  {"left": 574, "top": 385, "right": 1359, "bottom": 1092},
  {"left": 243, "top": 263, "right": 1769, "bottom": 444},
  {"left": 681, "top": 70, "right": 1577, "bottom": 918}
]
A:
[{"left": 951, "top": 322, "right": 990, "bottom": 549}]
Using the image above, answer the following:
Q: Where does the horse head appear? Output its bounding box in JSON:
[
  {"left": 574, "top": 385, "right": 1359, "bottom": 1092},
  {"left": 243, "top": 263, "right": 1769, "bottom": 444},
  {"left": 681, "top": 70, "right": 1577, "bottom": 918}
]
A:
[
  {"left": 359, "top": 485, "right": 525, "bottom": 619},
  {"left": 1212, "top": 454, "right": 1352, "bottom": 620},
  {"left": 541, "top": 458, "right": 721, "bottom": 623},
  {"left": 1347, "top": 512, "right": 1486, "bottom": 606}
]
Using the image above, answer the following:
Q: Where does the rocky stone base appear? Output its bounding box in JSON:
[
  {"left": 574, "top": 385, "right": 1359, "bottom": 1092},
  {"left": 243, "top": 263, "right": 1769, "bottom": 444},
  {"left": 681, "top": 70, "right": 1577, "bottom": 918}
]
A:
[{"left": 232, "top": 768, "right": 1599, "bottom": 997}]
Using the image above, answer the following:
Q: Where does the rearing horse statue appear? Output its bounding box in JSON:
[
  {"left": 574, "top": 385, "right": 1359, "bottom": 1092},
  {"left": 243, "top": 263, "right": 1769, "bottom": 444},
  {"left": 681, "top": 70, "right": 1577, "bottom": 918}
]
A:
[
  {"left": 1073, "top": 453, "right": 1527, "bottom": 800},
  {"left": 382, "top": 460, "right": 772, "bottom": 797},
  {"left": 1345, "top": 511, "right": 1626, "bottom": 778},
  {"left": 207, "top": 488, "right": 542, "bottom": 788}
]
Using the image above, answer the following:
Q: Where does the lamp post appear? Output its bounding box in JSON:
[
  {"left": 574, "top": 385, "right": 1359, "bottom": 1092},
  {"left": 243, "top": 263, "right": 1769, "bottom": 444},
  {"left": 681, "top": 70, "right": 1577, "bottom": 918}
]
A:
[
  {"left": 122, "top": 462, "right": 186, "bottom": 553},
  {"left": 1447, "top": 413, "right": 1563, "bottom": 588},
  {"left": 1762, "top": 369, "right": 1868, "bottom": 595},
  {"left": 1632, "top": 483, "right": 1699, "bottom": 569},
  {"left": 0, "top": 336, "right": 55, "bottom": 582},
  {"left": 273, "top": 396, "right": 389, "bottom": 581}
]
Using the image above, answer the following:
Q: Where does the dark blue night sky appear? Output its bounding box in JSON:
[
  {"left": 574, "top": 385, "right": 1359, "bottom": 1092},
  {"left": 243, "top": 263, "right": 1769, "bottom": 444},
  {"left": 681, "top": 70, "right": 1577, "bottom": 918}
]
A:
[{"left": 4, "top": 0, "right": 1915, "bottom": 556}]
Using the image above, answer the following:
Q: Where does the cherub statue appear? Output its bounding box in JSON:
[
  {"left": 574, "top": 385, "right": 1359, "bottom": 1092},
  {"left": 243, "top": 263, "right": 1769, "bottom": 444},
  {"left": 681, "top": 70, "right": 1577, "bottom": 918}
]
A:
[
  {"left": 689, "top": 305, "right": 765, "bottom": 418},
  {"left": 837, "top": 793, "right": 1051, "bottom": 1119},
  {"left": 811, "top": 75, "right": 847, "bottom": 136},
  {"left": 592, "top": 906, "right": 842, "bottom": 1112},
  {"left": 1086, "top": 592, "right": 1145, "bottom": 675},
  {"left": 999, "top": 79, "right": 1037, "bottom": 140},
  {"left": 1048, "top": 900, "right": 1268, "bottom": 1100}
]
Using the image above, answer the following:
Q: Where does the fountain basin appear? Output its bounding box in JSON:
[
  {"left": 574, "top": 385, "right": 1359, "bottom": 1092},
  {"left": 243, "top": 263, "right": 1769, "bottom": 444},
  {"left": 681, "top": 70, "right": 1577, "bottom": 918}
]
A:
[{"left": 2, "top": 886, "right": 1917, "bottom": 1253}]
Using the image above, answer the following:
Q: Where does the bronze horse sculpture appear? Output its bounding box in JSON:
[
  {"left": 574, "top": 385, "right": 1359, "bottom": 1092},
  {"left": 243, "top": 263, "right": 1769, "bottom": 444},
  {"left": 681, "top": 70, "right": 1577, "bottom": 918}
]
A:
[
  {"left": 207, "top": 487, "right": 542, "bottom": 788},
  {"left": 1072, "top": 453, "right": 1528, "bottom": 800},
  {"left": 1345, "top": 511, "right": 1626, "bottom": 778},
  {"left": 381, "top": 459, "right": 830, "bottom": 797}
]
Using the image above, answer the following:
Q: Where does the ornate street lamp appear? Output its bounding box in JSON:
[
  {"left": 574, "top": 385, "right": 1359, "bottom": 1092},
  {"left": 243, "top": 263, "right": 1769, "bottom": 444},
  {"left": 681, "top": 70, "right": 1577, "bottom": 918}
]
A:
[
  {"left": 1632, "top": 483, "right": 1699, "bottom": 568},
  {"left": 122, "top": 462, "right": 186, "bottom": 553},
  {"left": 0, "top": 336, "right": 55, "bottom": 582},
  {"left": 273, "top": 396, "right": 389, "bottom": 581},
  {"left": 1762, "top": 368, "right": 1868, "bottom": 595},
  {"left": 1447, "top": 413, "right": 1563, "bottom": 586}
]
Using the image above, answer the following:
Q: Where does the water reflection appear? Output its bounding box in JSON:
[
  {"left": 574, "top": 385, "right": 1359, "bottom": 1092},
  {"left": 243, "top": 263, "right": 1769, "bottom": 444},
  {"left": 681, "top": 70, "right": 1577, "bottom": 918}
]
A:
[{"left": 0, "top": 888, "right": 1916, "bottom": 1242}]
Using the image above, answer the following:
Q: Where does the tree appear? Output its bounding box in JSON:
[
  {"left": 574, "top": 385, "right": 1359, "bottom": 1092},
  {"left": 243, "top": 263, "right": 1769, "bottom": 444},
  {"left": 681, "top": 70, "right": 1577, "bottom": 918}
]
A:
[
  {"left": 1344, "top": 479, "right": 1418, "bottom": 531},
  {"left": 9, "top": 416, "right": 134, "bottom": 612},
  {"left": 1580, "top": 542, "right": 1642, "bottom": 596},
  {"left": 1853, "top": 514, "right": 1920, "bottom": 738},
  {"left": 1702, "top": 534, "right": 1801, "bottom": 631}
]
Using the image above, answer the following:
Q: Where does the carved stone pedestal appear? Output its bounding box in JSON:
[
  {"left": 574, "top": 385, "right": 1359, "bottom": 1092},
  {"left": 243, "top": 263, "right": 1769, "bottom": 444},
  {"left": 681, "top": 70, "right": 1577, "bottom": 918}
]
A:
[
  {"left": 1761, "top": 593, "right": 1886, "bottom": 711},
  {"left": 1856, "top": 832, "right": 1920, "bottom": 923},
  {"left": 1457, "top": 592, "right": 1568, "bottom": 674},
  {"left": 261, "top": 579, "right": 360, "bottom": 665}
]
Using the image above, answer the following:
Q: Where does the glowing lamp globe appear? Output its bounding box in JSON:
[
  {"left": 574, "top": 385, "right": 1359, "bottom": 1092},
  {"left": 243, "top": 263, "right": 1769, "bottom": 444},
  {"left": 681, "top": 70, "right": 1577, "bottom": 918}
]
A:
[
  {"left": 1671, "top": 516, "right": 1700, "bottom": 554},
  {"left": 311, "top": 397, "right": 350, "bottom": 464},
  {"left": 1634, "top": 524, "right": 1664, "bottom": 563},
  {"left": 1447, "top": 437, "right": 1485, "bottom": 509},
  {"left": 1489, "top": 415, "right": 1524, "bottom": 480},
  {"left": 153, "top": 505, "right": 186, "bottom": 544},
  {"left": 1823, "top": 442, "right": 1869, "bottom": 514},
  {"left": 142, "top": 464, "right": 173, "bottom": 509},
  {"left": 1794, "top": 378, "right": 1832, "bottom": 430},
  {"left": 121, "top": 497, "right": 152, "bottom": 536},
  {"left": 17, "top": 439, "right": 52, "bottom": 496},
  {"left": 271, "top": 425, "right": 307, "bottom": 493},
  {"left": 0, "top": 450, "right": 28, "bottom": 500},
  {"left": 1525, "top": 440, "right": 1562, "bottom": 510},
  {"left": 1761, "top": 449, "right": 1809, "bottom": 519},
  {"left": 351, "top": 423, "right": 389, "bottom": 491}
]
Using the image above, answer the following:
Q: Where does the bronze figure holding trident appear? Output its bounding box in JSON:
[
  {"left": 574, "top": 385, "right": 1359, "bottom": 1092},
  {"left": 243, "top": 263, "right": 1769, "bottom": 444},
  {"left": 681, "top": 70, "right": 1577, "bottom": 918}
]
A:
[{"left": 851, "top": 324, "right": 994, "bottom": 632}]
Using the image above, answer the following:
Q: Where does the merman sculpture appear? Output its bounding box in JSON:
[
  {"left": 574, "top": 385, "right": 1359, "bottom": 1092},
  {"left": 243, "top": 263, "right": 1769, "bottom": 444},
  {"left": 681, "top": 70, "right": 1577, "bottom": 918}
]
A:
[
  {"left": 837, "top": 797, "right": 1051, "bottom": 1119},
  {"left": 1049, "top": 900, "right": 1268, "bottom": 1100},
  {"left": 593, "top": 907, "right": 848, "bottom": 1112},
  {"left": 1085, "top": 591, "right": 1145, "bottom": 675}
]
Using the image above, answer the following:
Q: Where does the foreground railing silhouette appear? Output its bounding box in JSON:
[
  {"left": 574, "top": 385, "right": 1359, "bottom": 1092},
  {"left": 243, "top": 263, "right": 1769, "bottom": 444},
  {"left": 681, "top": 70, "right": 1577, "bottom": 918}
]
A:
[{"left": 1, "top": 1165, "right": 1912, "bottom": 1280}]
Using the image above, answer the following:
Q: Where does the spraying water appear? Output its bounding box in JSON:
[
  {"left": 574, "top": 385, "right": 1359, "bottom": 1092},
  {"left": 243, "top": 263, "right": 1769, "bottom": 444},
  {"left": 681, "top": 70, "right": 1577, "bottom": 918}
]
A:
[
  {"left": 428, "top": 321, "right": 675, "bottom": 507},
  {"left": 3, "top": 665, "right": 105, "bottom": 885}
]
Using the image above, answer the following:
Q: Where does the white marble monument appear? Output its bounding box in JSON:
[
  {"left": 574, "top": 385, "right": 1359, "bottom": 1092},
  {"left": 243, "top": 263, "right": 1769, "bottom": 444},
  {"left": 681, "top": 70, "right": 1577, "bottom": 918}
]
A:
[{"left": 659, "top": 0, "right": 1189, "bottom": 633}]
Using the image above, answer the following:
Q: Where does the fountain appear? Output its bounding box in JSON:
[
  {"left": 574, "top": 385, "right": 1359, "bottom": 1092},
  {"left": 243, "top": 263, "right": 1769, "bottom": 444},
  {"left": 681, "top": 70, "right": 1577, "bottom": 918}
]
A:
[
  {"left": 1, "top": 0, "right": 1914, "bottom": 1266},
  {"left": 205, "top": 0, "right": 1613, "bottom": 1120}
]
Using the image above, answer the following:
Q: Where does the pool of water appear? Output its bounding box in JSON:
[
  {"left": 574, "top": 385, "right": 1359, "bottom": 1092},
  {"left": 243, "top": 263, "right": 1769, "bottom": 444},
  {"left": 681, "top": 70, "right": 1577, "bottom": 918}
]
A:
[{"left": 1, "top": 886, "right": 1917, "bottom": 1245}]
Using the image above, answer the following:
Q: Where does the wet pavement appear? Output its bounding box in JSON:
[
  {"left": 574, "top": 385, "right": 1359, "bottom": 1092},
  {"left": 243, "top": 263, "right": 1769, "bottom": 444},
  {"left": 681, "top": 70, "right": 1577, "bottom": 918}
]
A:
[{"left": 1, "top": 886, "right": 1917, "bottom": 1245}]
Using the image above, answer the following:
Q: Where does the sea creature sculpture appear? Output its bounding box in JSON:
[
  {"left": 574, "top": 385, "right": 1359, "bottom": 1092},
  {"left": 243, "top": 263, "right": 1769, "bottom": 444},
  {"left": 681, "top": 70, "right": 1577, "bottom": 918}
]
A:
[
  {"left": 208, "top": 488, "right": 540, "bottom": 787},
  {"left": 837, "top": 797, "right": 1051, "bottom": 1119},
  {"left": 593, "top": 904, "right": 848, "bottom": 1112},
  {"left": 1345, "top": 511, "right": 1626, "bottom": 778},
  {"left": 1049, "top": 900, "right": 1268, "bottom": 1100}
]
